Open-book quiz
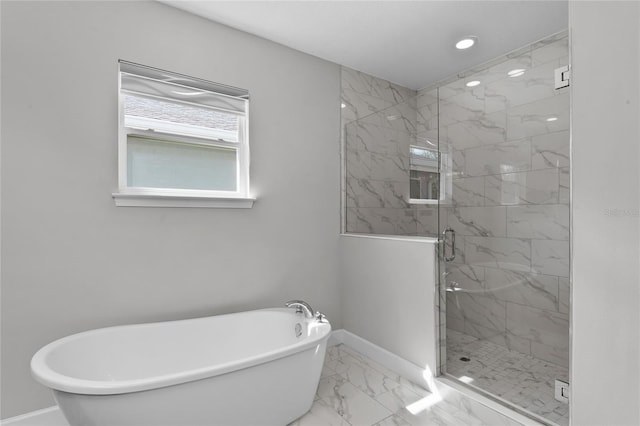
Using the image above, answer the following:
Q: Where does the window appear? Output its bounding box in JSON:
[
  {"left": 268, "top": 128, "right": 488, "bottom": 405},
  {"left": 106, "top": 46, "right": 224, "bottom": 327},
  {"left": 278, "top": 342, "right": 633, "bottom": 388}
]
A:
[
  {"left": 409, "top": 145, "right": 450, "bottom": 204},
  {"left": 113, "top": 61, "right": 253, "bottom": 208}
]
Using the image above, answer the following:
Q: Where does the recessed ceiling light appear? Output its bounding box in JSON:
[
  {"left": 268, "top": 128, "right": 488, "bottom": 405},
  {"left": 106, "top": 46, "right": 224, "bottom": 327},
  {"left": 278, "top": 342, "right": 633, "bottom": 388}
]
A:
[
  {"left": 341, "top": 103, "right": 346, "bottom": 109},
  {"left": 546, "top": 117, "right": 558, "bottom": 122},
  {"left": 508, "top": 69, "right": 526, "bottom": 77},
  {"left": 466, "top": 80, "right": 481, "bottom": 87},
  {"left": 456, "top": 37, "right": 477, "bottom": 50}
]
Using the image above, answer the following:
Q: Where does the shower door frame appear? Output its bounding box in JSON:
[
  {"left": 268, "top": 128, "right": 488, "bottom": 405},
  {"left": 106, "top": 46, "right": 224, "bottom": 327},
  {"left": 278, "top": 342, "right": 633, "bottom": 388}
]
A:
[{"left": 434, "top": 33, "right": 572, "bottom": 426}]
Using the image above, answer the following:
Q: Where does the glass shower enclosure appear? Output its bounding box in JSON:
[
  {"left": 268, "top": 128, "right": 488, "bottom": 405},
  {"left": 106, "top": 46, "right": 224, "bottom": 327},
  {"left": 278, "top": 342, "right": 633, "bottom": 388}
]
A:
[
  {"left": 344, "top": 31, "right": 570, "bottom": 426},
  {"left": 437, "top": 32, "right": 570, "bottom": 426}
]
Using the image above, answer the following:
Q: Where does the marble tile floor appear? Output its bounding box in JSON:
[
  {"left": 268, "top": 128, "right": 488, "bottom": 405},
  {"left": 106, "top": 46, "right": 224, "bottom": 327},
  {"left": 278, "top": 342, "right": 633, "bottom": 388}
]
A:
[
  {"left": 445, "top": 330, "right": 569, "bottom": 426},
  {"left": 24, "top": 342, "right": 537, "bottom": 426},
  {"left": 290, "top": 344, "right": 527, "bottom": 426}
]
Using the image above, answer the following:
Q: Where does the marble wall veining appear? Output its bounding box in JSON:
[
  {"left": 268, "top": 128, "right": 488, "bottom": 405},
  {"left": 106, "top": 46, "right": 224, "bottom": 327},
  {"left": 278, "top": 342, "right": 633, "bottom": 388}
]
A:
[
  {"left": 341, "top": 32, "right": 570, "bottom": 369},
  {"left": 442, "top": 33, "right": 570, "bottom": 368},
  {"left": 342, "top": 67, "right": 417, "bottom": 236},
  {"left": 342, "top": 68, "right": 440, "bottom": 237}
]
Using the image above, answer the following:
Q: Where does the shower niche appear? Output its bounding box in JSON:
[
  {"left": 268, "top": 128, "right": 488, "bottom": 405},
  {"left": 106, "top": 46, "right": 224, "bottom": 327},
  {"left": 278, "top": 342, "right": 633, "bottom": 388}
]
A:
[
  {"left": 342, "top": 30, "right": 570, "bottom": 426},
  {"left": 409, "top": 146, "right": 440, "bottom": 203}
]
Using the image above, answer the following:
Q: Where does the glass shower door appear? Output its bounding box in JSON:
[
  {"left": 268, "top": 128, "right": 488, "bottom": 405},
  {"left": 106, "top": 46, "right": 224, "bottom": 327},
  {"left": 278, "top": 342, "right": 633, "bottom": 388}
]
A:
[{"left": 437, "top": 32, "right": 571, "bottom": 426}]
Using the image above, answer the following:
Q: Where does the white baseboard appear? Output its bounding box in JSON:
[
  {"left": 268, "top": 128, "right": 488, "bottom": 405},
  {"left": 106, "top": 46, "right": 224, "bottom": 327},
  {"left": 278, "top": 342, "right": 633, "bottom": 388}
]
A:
[
  {"left": 1, "top": 406, "right": 66, "bottom": 426},
  {"left": 329, "top": 329, "right": 435, "bottom": 392},
  {"left": 327, "top": 328, "right": 346, "bottom": 346}
]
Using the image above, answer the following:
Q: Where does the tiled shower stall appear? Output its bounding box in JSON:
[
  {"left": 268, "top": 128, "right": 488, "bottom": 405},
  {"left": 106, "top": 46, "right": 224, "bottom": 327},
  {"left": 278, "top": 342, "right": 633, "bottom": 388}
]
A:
[{"left": 342, "top": 32, "right": 570, "bottom": 426}]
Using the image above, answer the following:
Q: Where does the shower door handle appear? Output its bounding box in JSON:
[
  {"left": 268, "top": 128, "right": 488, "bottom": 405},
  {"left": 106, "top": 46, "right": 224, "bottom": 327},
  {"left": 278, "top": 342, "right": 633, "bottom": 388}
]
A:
[{"left": 443, "top": 227, "right": 456, "bottom": 262}]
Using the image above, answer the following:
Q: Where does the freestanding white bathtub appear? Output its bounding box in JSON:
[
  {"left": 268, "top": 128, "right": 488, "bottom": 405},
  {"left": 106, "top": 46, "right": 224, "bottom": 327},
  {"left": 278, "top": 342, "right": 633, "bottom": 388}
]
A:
[{"left": 31, "top": 307, "right": 331, "bottom": 426}]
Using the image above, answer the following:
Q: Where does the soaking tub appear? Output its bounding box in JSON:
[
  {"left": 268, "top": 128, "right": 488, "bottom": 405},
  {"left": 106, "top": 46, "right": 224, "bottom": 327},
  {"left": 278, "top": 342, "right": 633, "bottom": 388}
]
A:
[{"left": 31, "top": 307, "right": 331, "bottom": 426}]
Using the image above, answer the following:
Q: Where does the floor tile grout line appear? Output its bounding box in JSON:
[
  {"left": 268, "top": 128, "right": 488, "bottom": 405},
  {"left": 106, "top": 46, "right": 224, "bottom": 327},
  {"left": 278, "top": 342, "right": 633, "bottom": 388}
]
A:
[
  {"left": 371, "top": 414, "right": 399, "bottom": 426},
  {"left": 317, "top": 370, "right": 394, "bottom": 426}
]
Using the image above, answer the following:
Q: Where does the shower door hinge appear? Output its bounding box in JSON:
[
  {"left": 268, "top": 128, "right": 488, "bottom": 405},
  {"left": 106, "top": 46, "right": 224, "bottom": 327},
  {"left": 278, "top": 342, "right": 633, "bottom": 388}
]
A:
[
  {"left": 555, "top": 65, "right": 570, "bottom": 90},
  {"left": 554, "top": 379, "right": 570, "bottom": 404}
]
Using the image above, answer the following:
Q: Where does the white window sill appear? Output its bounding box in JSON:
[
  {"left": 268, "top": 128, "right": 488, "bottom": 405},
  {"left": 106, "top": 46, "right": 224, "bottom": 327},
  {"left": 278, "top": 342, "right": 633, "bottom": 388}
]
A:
[
  {"left": 112, "top": 192, "right": 255, "bottom": 208},
  {"left": 409, "top": 198, "right": 438, "bottom": 205}
]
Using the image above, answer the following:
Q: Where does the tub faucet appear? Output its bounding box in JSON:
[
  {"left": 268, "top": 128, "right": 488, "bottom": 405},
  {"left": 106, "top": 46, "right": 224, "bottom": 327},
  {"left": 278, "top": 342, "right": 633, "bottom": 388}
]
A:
[{"left": 285, "top": 300, "right": 315, "bottom": 319}]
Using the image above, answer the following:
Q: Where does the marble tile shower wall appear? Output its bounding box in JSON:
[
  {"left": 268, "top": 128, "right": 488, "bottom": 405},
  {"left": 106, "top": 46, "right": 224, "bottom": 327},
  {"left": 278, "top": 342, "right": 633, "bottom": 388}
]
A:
[
  {"left": 443, "top": 34, "right": 570, "bottom": 368},
  {"left": 343, "top": 67, "right": 417, "bottom": 235},
  {"left": 342, "top": 67, "right": 440, "bottom": 236}
]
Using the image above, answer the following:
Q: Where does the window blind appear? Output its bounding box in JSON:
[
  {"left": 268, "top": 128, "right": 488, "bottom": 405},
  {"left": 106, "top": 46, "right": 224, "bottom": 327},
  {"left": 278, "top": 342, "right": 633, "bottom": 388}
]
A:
[{"left": 119, "top": 60, "right": 249, "bottom": 114}]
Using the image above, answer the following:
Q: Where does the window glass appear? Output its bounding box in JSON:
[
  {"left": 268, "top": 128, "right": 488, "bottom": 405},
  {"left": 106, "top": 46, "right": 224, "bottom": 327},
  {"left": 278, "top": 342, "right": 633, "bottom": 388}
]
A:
[
  {"left": 127, "top": 136, "right": 237, "bottom": 191},
  {"left": 124, "top": 94, "right": 240, "bottom": 142}
]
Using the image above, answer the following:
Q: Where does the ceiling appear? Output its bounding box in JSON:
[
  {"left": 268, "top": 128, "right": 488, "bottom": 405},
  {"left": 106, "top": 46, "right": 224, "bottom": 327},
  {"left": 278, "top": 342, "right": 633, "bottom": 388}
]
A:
[{"left": 160, "top": 1, "right": 568, "bottom": 90}]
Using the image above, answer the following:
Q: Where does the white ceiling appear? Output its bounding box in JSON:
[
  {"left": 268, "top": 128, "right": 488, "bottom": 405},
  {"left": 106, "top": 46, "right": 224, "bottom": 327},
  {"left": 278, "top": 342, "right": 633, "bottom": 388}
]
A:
[{"left": 161, "top": 1, "right": 568, "bottom": 90}]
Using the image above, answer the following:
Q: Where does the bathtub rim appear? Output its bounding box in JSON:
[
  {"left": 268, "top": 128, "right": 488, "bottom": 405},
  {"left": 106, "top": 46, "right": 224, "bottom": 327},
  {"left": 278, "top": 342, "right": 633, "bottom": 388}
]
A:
[{"left": 31, "top": 307, "right": 331, "bottom": 396}]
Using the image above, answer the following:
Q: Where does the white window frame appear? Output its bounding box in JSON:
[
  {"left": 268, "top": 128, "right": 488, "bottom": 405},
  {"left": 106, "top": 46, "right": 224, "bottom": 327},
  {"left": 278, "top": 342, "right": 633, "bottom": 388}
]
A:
[
  {"left": 408, "top": 145, "right": 451, "bottom": 205},
  {"left": 112, "top": 61, "right": 254, "bottom": 208}
]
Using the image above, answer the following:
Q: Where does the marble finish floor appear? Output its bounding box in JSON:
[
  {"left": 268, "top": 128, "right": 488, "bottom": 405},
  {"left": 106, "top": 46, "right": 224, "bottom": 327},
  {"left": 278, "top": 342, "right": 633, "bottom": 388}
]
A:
[
  {"left": 12, "top": 343, "right": 530, "bottom": 426},
  {"left": 290, "top": 344, "right": 526, "bottom": 426},
  {"left": 445, "top": 330, "right": 569, "bottom": 426}
]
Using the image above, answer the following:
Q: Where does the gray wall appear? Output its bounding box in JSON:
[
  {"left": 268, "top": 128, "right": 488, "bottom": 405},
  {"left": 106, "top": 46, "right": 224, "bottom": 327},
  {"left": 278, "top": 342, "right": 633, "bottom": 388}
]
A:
[
  {"left": 0, "top": 1, "right": 341, "bottom": 418},
  {"left": 571, "top": 2, "right": 640, "bottom": 425}
]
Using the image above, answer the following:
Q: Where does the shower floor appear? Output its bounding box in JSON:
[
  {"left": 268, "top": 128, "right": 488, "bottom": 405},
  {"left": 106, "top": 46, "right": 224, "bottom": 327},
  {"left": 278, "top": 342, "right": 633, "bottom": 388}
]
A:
[{"left": 446, "top": 329, "right": 569, "bottom": 426}]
